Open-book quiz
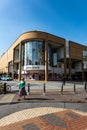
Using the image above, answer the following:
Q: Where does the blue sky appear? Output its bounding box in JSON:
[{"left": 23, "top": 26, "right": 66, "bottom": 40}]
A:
[{"left": 0, "top": 0, "right": 87, "bottom": 56}]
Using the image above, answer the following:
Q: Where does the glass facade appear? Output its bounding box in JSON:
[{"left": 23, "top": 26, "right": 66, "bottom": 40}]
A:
[
  {"left": 21, "top": 40, "right": 45, "bottom": 80},
  {"left": 48, "top": 46, "right": 52, "bottom": 66},
  {"left": 83, "top": 61, "right": 87, "bottom": 69},
  {"left": 48, "top": 44, "right": 64, "bottom": 81},
  {"left": 83, "top": 51, "right": 87, "bottom": 58},
  {"left": 66, "top": 40, "right": 69, "bottom": 58},
  {"left": 3, "top": 31, "right": 87, "bottom": 82},
  {"left": 48, "top": 45, "right": 58, "bottom": 67},
  {"left": 53, "top": 52, "right": 57, "bottom": 67},
  {"left": 22, "top": 41, "right": 45, "bottom": 66}
]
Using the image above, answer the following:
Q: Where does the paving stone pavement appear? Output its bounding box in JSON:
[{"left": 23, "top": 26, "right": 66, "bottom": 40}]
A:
[
  {"left": 0, "top": 87, "right": 87, "bottom": 129},
  {"left": 0, "top": 94, "right": 15, "bottom": 104},
  {"left": 0, "top": 89, "right": 87, "bottom": 105},
  {"left": 0, "top": 107, "right": 87, "bottom": 130}
]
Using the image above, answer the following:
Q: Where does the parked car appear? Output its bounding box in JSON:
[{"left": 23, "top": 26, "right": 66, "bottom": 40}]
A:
[
  {"left": 1, "top": 76, "right": 12, "bottom": 81},
  {"left": 0, "top": 82, "right": 11, "bottom": 93}
]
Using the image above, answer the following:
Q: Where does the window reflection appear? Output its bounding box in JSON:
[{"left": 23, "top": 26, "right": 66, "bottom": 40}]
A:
[
  {"left": 53, "top": 52, "right": 57, "bottom": 66},
  {"left": 22, "top": 41, "right": 45, "bottom": 66},
  {"left": 48, "top": 46, "right": 52, "bottom": 66},
  {"left": 83, "top": 61, "right": 87, "bottom": 69},
  {"left": 83, "top": 51, "right": 87, "bottom": 58}
]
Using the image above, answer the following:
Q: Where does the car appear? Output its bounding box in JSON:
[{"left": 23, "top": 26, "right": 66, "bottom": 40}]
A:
[
  {"left": 0, "top": 82, "right": 12, "bottom": 93},
  {"left": 1, "top": 76, "right": 12, "bottom": 81}
]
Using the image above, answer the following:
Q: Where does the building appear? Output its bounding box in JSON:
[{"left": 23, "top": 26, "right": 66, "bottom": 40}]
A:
[{"left": 0, "top": 30, "right": 87, "bottom": 81}]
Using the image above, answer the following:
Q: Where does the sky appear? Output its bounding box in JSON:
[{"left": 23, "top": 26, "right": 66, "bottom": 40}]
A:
[{"left": 0, "top": 0, "right": 87, "bottom": 56}]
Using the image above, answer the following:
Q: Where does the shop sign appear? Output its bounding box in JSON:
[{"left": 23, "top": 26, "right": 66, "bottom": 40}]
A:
[{"left": 24, "top": 65, "right": 45, "bottom": 70}]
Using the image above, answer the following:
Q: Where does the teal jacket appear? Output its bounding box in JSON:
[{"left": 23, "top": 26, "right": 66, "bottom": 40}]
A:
[{"left": 19, "top": 81, "right": 25, "bottom": 89}]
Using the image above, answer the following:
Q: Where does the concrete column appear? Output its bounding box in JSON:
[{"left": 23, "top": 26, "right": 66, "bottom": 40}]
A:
[
  {"left": 69, "top": 42, "right": 72, "bottom": 80},
  {"left": 69, "top": 58, "right": 72, "bottom": 80},
  {"left": 64, "top": 42, "right": 66, "bottom": 78},
  {"left": 82, "top": 61, "right": 84, "bottom": 81},
  {"left": 12, "top": 49, "right": 15, "bottom": 79},
  {"left": 45, "top": 40, "right": 48, "bottom": 81},
  {"left": 19, "top": 43, "right": 22, "bottom": 81}
]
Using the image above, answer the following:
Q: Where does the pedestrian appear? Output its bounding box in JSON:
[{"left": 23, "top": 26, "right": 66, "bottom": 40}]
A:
[{"left": 18, "top": 77, "right": 27, "bottom": 101}]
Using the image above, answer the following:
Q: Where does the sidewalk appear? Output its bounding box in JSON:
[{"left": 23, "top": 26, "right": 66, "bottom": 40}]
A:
[
  {"left": 0, "top": 87, "right": 87, "bottom": 105},
  {"left": 0, "top": 90, "right": 87, "bottom": 105},
  {"left": 0, "top": 87, "right": 87, "bottom": 129},
  {"left": 0, "top": 107, "right": 87, "bottom": 130}
]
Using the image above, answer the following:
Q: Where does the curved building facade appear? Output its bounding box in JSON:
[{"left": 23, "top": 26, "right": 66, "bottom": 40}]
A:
[
  {"left": 0, "top": 30, "right": 87, "bottom": 81},
  {"left": 13, "top": 31, "right": 66, "bottom": 81}
]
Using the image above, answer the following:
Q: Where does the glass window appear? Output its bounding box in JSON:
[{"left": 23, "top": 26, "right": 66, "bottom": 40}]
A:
[
  {"left": 22, "top": 44, "right": 25, "bottom": 66},
  {"left": 48, "top": 45, "right": 58, "bottom": 67},
  {"left": 14, "top": 46, "right": 19, "bottom": 61},
  {"left": 83, "top": 61, "right": 87, "bottom": 69},
  {"left": 66, "top": 40, "right": 69, "bottom": 58},
  {"left": 48, "top": 46, "right": 52, "bottom": 66},
  {"left": 22, "top": 40, "right": 45, "bottom": 66},
  {"left": 72, "top": 63, "right": 75, "bottom": 69},
  {"left": 53, "top": 52, "right": 57, "bottom": 66},
  {"left": 83, "top": 51, "right": 87, "bottom": 58}
]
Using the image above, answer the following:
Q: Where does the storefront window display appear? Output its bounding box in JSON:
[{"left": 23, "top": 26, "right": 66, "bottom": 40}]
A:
[{"left": 21, "top": 40, "right": 45, "bottom": 80}]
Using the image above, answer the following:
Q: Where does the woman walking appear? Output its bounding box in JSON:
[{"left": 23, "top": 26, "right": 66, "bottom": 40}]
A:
[{"left": 18, "top": 78, "right": 27, "bottom": 100}]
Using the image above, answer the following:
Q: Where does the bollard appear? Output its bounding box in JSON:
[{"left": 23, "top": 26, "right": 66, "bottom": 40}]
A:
[
  {"left": 84, "top": 81, "right": 87, "bottom": 91},
  {"left": 74, "top": 83, "right": 76, "bottom": 94},
  {"left": 43, "top": 83, "right": 46, "bottom": 95},
  {"left": 28, "top": 83, "right": 30, "bottom": 95},
  {"left": 61, "top": 83, "right": 63, "bottom": 94},
  {"left": 3, "top": 83, "right": 7, "bottom": 94}
]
